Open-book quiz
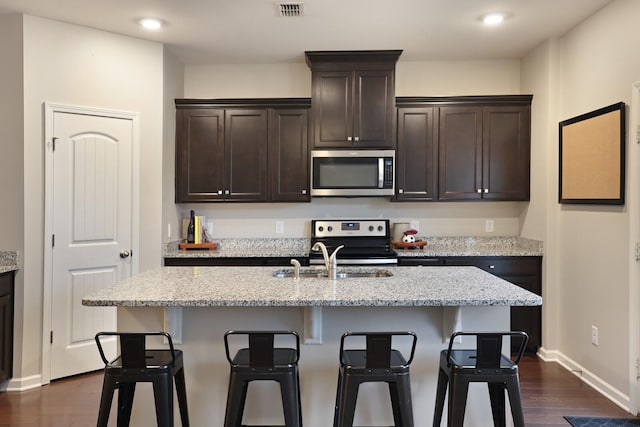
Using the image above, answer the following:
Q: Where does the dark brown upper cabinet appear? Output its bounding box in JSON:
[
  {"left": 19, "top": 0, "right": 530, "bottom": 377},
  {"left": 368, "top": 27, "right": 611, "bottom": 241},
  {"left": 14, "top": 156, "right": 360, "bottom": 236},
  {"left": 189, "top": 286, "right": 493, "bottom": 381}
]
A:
[
  {"left": 305, "top": 50, "right": 402, "bottom": 149},
  {"left": 438, "top": 101, "right": 531, "bottom": 201},
  {"left": 175, "top": 99, "right": 310, "bottom": 203},
  {"left": 395, "top": 95, "right": 532, "bottom": 202},
  {"left": 395, "top": 106, "right": 438, "bottom": 201},
  {"left": 268, "top": 108, "right": 310, "bottom": 202}
]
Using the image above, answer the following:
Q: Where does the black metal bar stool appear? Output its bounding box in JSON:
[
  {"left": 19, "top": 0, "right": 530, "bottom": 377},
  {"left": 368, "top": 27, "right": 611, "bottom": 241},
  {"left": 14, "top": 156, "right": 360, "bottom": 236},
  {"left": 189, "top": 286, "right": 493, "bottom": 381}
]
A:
[
  {"left": 223, "top": 330, "right": 302, "bottom": 427},
  {"left": 94, "top": 331, "right": 189, "bottom": 427},
  {"left": 333, "top": 331, "right": 417, "bottom": 427},
  {"left": 433, "top": 331, "right": 529, "bottom": 427}
]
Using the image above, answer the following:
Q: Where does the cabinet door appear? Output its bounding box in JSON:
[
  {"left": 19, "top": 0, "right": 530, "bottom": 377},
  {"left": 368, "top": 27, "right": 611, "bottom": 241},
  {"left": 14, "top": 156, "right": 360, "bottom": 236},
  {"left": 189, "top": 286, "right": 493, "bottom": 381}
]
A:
[
  {"left": 0, "top": 272, "right": 14, "bottom": 382},
  {"left": 438, "top": 106, "right": 483, "bottom": 200},
  {"left": 175, "top": 108, "right": 225, "bottom": 202},
  {"left": 354, "top": 69, "right": 395, "bottom": 148},
  {"left": 269, "top": 108, "right": 310, "bottom": 202},
  {"left": 502, "top": 275, "right": 541, "bottom": 353},
  {"left": 311, "top": 71, "right": 353, "bottom": 148},
  {"left": 396, "top": 107, "right": 437, "bottom": 200},
  {"left": 225, "top": 109, "right": 269, "bottom": 201},
  {"left": 482, "top": 106, "right": 530, "bottom": 200}
]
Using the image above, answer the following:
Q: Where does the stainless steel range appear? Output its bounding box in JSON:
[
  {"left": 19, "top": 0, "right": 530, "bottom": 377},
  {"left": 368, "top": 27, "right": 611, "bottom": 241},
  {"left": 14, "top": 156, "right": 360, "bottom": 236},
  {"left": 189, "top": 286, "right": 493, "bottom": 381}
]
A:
[{"left": 310, "top": 219, "right": 398, "bottom": 266}]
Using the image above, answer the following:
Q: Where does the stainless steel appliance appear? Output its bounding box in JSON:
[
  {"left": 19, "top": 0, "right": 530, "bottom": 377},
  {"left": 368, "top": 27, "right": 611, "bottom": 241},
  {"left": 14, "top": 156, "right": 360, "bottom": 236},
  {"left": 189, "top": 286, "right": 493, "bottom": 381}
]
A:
[
  {"left": 310, "top": 150, "right": 395, "bottom": 197},
  {"left": 310, "top": 219, "right": 397, "bottom": 265}
]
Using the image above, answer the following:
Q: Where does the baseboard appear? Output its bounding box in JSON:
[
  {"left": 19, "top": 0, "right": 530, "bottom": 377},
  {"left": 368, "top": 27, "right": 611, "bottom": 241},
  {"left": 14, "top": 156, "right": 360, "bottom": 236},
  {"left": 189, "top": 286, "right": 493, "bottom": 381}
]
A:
[
  {"left": 535, "top": 346, "right": 632, "bottom": 413},
  {"left": 0, "top": 374, "right": 42, "bottom": 392}
]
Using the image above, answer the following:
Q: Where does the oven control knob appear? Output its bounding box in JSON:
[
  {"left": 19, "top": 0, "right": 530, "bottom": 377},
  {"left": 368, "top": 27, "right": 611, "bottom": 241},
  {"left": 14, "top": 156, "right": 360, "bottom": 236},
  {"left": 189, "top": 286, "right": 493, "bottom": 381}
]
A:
[
  {"left": 378, "top": 225, "right": 383, "bottom": 232},
  {"left": 369, "top": 225, "right": 374, "bottom": 232},
  {"left": 328, "top": 226, "right": 333, "bottom": 232},
  {"left": 318, "top": 226, "right": 324, "bottom": 232}
]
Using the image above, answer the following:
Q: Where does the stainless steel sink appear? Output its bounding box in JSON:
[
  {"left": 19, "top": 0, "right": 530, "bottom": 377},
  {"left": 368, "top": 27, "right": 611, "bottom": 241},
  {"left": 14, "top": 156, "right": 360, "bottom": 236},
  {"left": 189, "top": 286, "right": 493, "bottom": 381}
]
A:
[{"left": 272, "top": 268, "right": 393, "bottom": 279}]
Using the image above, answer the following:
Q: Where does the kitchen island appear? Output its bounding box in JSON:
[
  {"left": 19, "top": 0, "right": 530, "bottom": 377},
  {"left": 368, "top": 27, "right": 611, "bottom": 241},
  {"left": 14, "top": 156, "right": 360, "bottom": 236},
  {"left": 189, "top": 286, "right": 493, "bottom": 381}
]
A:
[{"left": 83, "top": 265, "right": 541, "bottom": 426}]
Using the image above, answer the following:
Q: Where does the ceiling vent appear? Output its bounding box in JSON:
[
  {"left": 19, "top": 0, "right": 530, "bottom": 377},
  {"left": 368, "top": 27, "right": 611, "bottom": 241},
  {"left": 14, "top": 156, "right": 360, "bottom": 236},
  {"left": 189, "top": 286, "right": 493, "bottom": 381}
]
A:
[{"left": 275, "top": 2, "right": 304, "bottom": 17}]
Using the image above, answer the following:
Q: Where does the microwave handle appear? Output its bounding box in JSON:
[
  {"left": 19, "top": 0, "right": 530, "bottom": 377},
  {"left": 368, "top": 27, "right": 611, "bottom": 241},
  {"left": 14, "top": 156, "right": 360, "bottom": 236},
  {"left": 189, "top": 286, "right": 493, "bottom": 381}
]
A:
[{"left": 378, "top": 158, "right": 384, "bottom": 188}]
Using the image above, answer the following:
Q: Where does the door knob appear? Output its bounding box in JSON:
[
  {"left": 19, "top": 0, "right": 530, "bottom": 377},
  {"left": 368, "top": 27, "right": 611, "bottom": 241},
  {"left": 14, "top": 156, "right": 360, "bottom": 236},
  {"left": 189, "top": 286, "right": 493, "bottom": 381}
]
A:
[{"left": 119, "top": 250, "right": 131, "bottom": 259}]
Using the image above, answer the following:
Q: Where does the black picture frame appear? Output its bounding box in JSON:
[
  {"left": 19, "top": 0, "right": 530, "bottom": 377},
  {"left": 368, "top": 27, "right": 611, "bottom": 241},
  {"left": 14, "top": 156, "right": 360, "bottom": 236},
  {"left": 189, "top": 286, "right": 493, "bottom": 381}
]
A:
[{"left": 558, "top": 102, "right": 625, "bottom": 205}]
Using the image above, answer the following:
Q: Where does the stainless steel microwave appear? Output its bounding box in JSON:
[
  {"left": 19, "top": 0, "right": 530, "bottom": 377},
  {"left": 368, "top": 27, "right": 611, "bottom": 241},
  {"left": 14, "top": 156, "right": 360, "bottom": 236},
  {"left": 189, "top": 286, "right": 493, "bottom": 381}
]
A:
[{"left": 310, "top": 150, "right": 395, "bottom": 196}]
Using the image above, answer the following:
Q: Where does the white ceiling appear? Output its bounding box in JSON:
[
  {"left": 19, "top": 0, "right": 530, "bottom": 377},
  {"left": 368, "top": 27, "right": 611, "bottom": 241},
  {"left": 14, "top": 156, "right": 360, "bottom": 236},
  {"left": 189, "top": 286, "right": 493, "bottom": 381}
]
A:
[{"left": 0, "top": 0, "right": 612, "bottom": 65}]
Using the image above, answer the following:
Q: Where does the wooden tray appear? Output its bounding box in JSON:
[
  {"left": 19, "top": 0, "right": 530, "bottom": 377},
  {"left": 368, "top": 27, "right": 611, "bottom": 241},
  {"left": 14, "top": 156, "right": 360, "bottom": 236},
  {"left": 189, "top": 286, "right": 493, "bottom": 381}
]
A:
[
  {"left": 179, "top": 242, "right": 218, "bottom": 251},
  {"left": 392, "top": 240, "right": 427, "bottom": 249}
]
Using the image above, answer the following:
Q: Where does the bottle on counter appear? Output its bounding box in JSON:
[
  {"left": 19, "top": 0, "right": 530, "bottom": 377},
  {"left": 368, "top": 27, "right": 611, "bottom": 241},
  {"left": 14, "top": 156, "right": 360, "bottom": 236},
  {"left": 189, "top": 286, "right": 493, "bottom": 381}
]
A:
[{"left": 187, "top": 210, "right": 195, "bottom": 243}]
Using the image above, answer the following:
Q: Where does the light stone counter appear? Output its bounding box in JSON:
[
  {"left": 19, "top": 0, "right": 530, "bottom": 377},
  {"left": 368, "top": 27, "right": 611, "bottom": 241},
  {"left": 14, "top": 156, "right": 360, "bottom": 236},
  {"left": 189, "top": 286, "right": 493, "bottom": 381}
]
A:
[
  {"left": 0, "top": 251, "right": 18, "bottom": 274},
  {"left": 163, "top": 236, "right": 543, "bottom": 260},
  {"left": 82, "top": 265, "right": 542, "bottom": 307},
  {"left": 394, "top": 236, "right": 543, "bottom": 257}
]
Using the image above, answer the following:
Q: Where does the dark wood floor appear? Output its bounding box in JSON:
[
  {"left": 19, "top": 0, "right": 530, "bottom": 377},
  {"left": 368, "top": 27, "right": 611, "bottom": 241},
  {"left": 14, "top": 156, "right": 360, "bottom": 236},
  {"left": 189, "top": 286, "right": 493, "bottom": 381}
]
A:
[{"left": 0, "top": 355, "right": 637, "bottom": 426}]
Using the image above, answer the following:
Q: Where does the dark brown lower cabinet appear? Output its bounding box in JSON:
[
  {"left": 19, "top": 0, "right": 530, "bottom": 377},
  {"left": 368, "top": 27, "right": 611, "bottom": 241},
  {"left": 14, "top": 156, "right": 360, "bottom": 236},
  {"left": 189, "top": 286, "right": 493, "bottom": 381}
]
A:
[
  {"left": 0, "top": 271, "right": 15, "bottom": 383},
  {"left": 398, "top": 256, "right": 542, "bottom": 353}
]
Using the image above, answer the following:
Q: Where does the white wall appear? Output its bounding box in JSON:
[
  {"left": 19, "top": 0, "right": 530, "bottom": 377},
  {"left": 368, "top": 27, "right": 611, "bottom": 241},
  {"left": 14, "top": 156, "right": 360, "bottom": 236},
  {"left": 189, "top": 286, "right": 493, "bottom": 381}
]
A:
[
  {"left": 15, "top": 15, "right": 164, "bottom": 383},
  {"left": 522, "top": 0, "right": 640, "bottom": 405},
  {"left": 172, "top": 60, "right": 526, "bottom": 241},
  {"left": 0, "top": 13, "right": 25, "bottom": 381}
]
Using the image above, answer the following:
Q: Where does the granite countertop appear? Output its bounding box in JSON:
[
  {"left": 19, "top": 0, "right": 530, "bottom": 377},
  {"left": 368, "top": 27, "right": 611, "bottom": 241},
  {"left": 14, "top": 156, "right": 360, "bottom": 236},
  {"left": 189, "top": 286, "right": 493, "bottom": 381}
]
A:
[
  {"left": 164, "top": 238, "right": 309, "bottom": 258},
  {"left": 82, "top": 265, "right": 542, "bottom": 308},
  {"left": 0, "top": 251, "right": 18, "bottom": 274},
  {"left": 163, "top": 236, "right": 543, "bottom": 259},
  {"left": 394, "top": 236, "right": 543, "bottom": 257}
]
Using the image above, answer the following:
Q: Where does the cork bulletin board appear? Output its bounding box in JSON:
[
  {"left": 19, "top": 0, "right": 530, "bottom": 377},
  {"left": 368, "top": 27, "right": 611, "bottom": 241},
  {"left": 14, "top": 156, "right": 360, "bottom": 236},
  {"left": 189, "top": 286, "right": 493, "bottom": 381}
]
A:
[{"left": 559, "top": 102, "right": 625, "bottom": 204}]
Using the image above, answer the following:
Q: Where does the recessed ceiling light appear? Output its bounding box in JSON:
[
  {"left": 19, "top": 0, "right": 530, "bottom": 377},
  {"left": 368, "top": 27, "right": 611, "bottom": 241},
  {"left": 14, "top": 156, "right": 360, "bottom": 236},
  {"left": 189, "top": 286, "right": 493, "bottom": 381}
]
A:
[
  {"left": 482, "top": 13, "right": 506, "bottom": 26},
  {"left": 139, "top": 18, "right": 162, "bottom": 30}
]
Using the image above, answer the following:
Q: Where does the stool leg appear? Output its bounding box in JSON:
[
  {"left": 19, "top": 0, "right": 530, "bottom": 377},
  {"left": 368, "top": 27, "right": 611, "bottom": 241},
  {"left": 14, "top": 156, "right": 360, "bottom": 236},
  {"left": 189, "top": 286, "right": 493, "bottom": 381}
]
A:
[
  {"left": 116, "top": 382, "right": 136, "bottom": 427},
  {"left": 296, "top": 370, "right": 304, "bottom": 427},
  {"left": 97, "top": 374, "right": 117, "bottom": 427},
  {"left": 279, "top": 373, "right": 302, "bottom": 427},
  {"left": 224, "top": 372, "right": 249, "bottom": 427},
  {"left": 448, "top": 375, "right": 469, "bottom": 427},
  {"left": 488, "top": 382, "right": 506, "bottom": 427},
  {"left": 152, "top": 374, "right": 174, "bottom": 427},
  {"left": 505, "top": 376, "right": 525, "bottom": 427},
  {"left": 336, "top": 376, "right": 360, "bottom": 427},
  {"left": 175, "top": 367, "right": 190, "bottom": 427},
  {"left": 332, "top": 371, "right": 343, "bottom": 427},
  {"left": 390, "top": 373, "right": 414, "bottom": 427},
  {"left": 432, "top": 368, "right": 448, "bottom": 427}
]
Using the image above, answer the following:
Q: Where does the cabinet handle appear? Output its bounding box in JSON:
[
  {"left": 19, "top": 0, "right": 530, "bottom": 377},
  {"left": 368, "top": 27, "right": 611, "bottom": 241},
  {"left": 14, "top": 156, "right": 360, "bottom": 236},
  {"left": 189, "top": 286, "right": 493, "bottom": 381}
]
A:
[
  {"left": 225, "top": 190, "right": 230, "bottom": 195},
  {"left": 354, "top": 136, "right": 360, "bottom": 142},
  {"left": 301, "top": 189, "right": 307, "bottom": 195},
  {"left": 488, "top": 265, "right": 495, "bottom": 269},
  {"left": 347, "top": 137, "right": 352, "bottom": 142},
  {"left": 476, "top": 189, "right": 482, "bottom": 193},
  {"left": 398, "top": 189, "right": 404, "bottom": 194},
  {"left": 484, "top": 188, "right": 489, "bottom": 193},
  {"left": 217, "top": 190, "right": 223, "bottom": 195}
]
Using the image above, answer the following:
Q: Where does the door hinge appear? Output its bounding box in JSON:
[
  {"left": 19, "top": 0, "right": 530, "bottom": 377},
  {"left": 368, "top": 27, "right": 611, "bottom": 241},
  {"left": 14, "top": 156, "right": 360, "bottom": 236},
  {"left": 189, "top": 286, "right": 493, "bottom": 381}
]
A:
[
  {"left": 52, "top": 137, "right": 58, "bottom": 151},
  {"left": 636, "top": 357, "right": 640, "bottom": 379},
  {"left": 50, "top": 330, "right": 53, "bottom": 344},
  {"left": 52, "top": 234, "right": 55, "bottom": 248},
  {"left": 635, "top": 242, "right": 640, "bottom": 261}
]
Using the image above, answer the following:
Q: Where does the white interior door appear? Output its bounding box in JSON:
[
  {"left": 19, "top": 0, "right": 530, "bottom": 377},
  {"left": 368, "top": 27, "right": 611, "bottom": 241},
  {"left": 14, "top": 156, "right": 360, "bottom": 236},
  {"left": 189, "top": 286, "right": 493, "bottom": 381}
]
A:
[{"left": 48, "top": 110, "right": 134, "bottom": 379}]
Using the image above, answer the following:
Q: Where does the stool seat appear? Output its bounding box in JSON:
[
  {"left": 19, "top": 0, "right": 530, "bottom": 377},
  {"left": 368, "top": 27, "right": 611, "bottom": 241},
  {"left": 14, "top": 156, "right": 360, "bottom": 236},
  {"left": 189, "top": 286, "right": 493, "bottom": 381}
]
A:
[
  {"left": 333, "top": 331, "right": 417, "bottom": 427},
  {"left": 223, "top": 330, "right": 302, "bottom": 427},
  {"left": 95, "top": 331, "right": 189, "bottom": 427},
  {"left": 433, "top": 331, "right": 528, "bottom": 427}
]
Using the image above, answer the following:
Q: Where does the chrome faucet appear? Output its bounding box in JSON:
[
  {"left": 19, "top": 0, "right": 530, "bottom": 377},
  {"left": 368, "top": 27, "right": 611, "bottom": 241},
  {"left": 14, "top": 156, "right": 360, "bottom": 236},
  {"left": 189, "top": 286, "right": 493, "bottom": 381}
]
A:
[
  {"left": 290, "top": 258, "right": 301, "bottom": 280},
  {"left": 311, "top": 242, "right": 344, "bottom": 280}
]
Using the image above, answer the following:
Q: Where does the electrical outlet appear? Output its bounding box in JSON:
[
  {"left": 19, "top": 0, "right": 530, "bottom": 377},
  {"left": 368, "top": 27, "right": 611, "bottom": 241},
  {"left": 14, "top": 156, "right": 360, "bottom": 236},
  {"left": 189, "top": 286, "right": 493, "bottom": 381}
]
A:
[
  {"left": 167, "top": 223, "right": 171, "bottom": 239},
  {"left": 275, "top": 220, "right": 285, "bottom": 234},
  {"left": 410, "top": 221, "right": 419, "bottom": 231},
  {"left": 485, "top": 219, "right": 494, "bottom": 233},
  {"left": 591, "top": 325, "right": 599, "bottom": 346}
]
